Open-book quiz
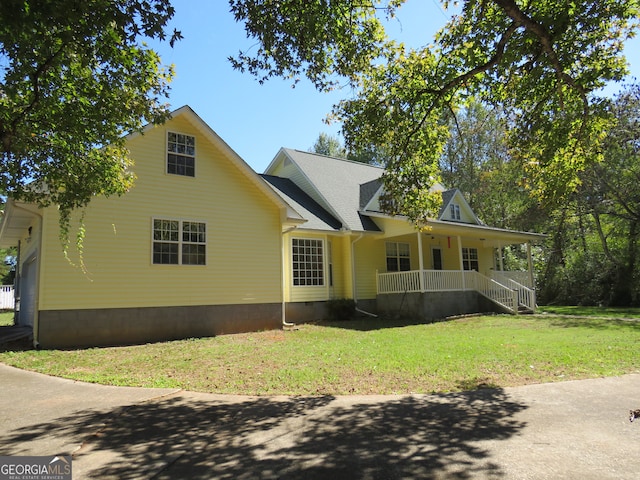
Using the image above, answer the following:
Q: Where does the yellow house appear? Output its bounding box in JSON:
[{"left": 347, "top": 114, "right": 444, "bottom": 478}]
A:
[
  {"left": 0, "top": 106, "right": 544, "bottom": 348},
  {"left": 0, "top": 106, "right": 303, "bottom": 348},
  {"left": 263, "top": 148, "right": 544, "bottom": 322}
]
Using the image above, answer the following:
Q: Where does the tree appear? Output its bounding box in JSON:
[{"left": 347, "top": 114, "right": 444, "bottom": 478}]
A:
[
  {"left": 310, "top": 132, "right": 390, "bottom": 165},
  {"left": 439, "top": 99, "right": 545, "bottom": 231},
  {"left": 310, "top": 133, "right": 347, "bottom": 158},
  {"left": 0, "top": 0, "right": 180, "bottom": 246},
  {"left": 539, "top": 84, "right": 640, "bottom": 306},
  {"left": 230, "top": 0, "right": 639, "bottom": 224}
]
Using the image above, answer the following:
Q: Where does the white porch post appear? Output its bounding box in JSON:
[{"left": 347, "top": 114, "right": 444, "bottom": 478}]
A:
[
  {"left": 417, "top": 231, "right": 425, "bottom": 292},
  {"left": 498, "top": 244, "right": 504, "bottom": 271},
  {"left": 527, "top": 242, "right": 534, "bottom": 288},
  {"left": 457, "top": 235, "right": 465, "bottom": 290}
]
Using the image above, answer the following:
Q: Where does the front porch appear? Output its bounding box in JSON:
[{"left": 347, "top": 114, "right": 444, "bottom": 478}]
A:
[{"left": 376, "top": 269, "right": 536, "bottom": 316}]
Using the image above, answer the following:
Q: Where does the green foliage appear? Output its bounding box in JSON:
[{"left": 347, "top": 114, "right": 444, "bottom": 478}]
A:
[
  {"left": 0, "top": 0, "right": 180, "bottom": 253},
  {"left": 230, "top": 0, "right": 639, "bottom": 225},
  {"left": 310, "top": 133, "right": 347, "bottom": 158},
  {"left": 325, "top": 298, "right": 356, "bottom": 321},
  {"left": 229, "top": 0, "right": 395, "bottom": 91},
  {"left": 538, "top": 85, "right": 640, "bottom": 306}
]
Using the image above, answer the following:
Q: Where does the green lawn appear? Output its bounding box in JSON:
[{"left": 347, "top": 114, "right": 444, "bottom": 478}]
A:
[
  {"left": 537, "top": 305, "right": 640, "bottom": 318},
  {"left": 1, "top": 314, "right": 638, "bottom": 395},
  {"left": 0, "top": 311, "right": 14, "bottom": 326}
]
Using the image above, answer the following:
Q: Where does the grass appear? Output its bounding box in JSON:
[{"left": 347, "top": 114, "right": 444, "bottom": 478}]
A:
[
  {"left": 537, "top": 305, "right": 640, "bottom": 318},
  {"left": 1, "top": 314, "right": 639, "bottom": 395},
  {"left": 0, "top": 311, "right": 14, "bottom": 326}
]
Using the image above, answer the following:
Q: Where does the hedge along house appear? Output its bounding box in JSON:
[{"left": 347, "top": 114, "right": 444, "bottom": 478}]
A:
[
  {"left": 0, "top": 106, "right": 304, "bottom": 348},
  {"left": 262, "top": 148, "right": 544, "bottom": 322}
]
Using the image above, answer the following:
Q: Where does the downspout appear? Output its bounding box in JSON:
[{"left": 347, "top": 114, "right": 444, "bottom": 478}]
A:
[
  {"left": 351, "top": 233, "right": 378, "bottom": 318},
  {"left": 281, "top": 226, "right": 297, "bottom": 328}
]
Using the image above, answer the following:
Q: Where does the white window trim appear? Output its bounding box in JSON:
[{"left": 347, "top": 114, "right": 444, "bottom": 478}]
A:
[
  {"left": 166, "top": 130, "right": 196, "bottom": 177},
  {"left": 151, "top": 217, "right": 207, "bottom": 266},
  {"left": 291, "top": 237, "right": 326, "bottom": 287},
  {"left": 450, "top": 203, "right": 461, "bottom": 220},
  {"left": 386, "top": 241, "right": 411, "bottom": 272},
  {"left": 461, "top": 247, "right": 479, "bottom": 271}
]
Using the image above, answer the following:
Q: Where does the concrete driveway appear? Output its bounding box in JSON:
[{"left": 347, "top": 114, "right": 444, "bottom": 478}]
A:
[{"left": 1, "top": 363, "right": 639, "bottom": 479}]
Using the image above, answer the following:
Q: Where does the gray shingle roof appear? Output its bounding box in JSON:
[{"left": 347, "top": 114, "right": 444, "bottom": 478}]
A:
[
  {"left": 439, "top": 189, "right": 457, "bottom": 219},
  {"left": 261, "top": 174, "right": 343, "bottom": 231},
  {"left": 279, "top": 149, "right": 384, "bottom": 232}
]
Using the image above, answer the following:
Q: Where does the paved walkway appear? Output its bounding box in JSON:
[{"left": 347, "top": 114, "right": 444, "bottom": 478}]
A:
[{"left": 1, "top": 363, "right": 639, "bottom": 479}]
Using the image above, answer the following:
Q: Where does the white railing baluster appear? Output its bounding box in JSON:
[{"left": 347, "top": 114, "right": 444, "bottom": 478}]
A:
[
  {"left": 0, "top": 285, "right": 15, "bottom": 309},
  {"left": 377, "top": 270, "right": 523, "bottom": 314}
]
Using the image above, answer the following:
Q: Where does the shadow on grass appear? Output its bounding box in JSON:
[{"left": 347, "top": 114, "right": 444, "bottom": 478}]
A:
[
  {"left": 318, "top": 316, "right": 445, "bottom": 332},
  {"left": 1, "top": 389, "right": 527, "bottom": 479}
]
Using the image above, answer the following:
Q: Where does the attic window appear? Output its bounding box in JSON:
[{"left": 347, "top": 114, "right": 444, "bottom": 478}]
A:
[
  {"left": 450, "top": 204, "right": 461, "bottom": 220},
  {"left": 167, "top": 132, "right": 195, "bottom": 177}
]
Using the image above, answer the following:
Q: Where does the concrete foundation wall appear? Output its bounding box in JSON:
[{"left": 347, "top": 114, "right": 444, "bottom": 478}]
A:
[
  {"left": 285, "top": 299, "right": 379, "bottom": 324},
  {"left": 285, "top": 302, "right": 328, "bottom": 324},
  {"left": 37, "top": 303, "right": 282, "bottom": 349},
  {"left": 377, "top": 291, "right": 498, "bottom": 321}
]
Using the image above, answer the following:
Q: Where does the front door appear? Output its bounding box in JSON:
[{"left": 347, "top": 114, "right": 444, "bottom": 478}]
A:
[{"left": 432, "top": 247, "right": 443, "bottom": 270}]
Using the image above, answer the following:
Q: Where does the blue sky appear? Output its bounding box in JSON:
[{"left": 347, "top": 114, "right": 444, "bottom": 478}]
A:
[{"left": 154, "top": 1, "right": 639, "bottom": 173}]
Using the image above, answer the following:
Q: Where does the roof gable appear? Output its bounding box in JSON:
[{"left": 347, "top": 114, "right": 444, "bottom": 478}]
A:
[
  {"left": 438, "top": 189, "right": 481, "bottom": 224},
  {"left": 144, "top": 107, "right": 302, "bottom": 225},
  {"left": 265, "top": 149, "right": 384, "bottom": 232}
]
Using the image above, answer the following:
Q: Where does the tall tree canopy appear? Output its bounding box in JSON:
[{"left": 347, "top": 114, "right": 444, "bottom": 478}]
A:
[
  {"left": 0, "top": 0, "right": 179, "bottom": 235},
  {"left": 310, "top": 133, "right": 347, "bottom": 158},
  {"left": 230, "top": 0, "right": 639, "bottom": 224}
]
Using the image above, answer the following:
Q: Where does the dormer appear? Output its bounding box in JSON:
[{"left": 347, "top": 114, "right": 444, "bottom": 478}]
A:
[{"left": 438, "top": 189, "right": 481, "bottom": 224}]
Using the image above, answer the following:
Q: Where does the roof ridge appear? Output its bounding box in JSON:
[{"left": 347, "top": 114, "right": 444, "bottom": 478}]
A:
[{"left": 284, "top": 148, "right": 385, "bottom": 170}]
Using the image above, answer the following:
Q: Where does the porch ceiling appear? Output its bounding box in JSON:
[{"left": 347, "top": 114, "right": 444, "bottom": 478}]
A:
[
  {"left": 369, "top": 214, "right": 544, "bottom": 246},
  {"left": 0, "top": 201, "right": 40, "bottom": 248}
]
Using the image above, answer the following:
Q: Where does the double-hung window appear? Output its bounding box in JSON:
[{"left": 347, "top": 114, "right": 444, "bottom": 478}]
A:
[
  {"left": 386, "top": 242, "right": 411, "bottom": 272},
  {"left": 167, "top": 132, "right": 195, "bottom": 177},
  {"left": 292, "top": 238, "right": 324, "bottom": 286},
  {"left": 153, "top": 219, "right": 206, "bottom": 265},
  {"left": 462, "top": 247, "right": 479, "bottom": 271},
  {"left": 450, "top": 203, "right": 461, "bottom": 220}
]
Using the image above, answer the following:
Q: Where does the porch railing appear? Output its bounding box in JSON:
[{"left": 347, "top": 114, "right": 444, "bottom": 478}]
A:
[
  {"left": 489, "top": 272, "right": 536, "bottom": 312},
  {"left": 377, "top": 270, "right": 523, "bottom": 314}
]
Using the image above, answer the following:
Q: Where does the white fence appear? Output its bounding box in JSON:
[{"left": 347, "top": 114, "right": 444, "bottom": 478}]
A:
[{"left": 0, "top": 285, "right": 15, "bottom": 309}]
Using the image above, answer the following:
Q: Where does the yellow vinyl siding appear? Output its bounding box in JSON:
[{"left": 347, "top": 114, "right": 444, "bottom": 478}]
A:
[
  {"left": 352, "top": 235, "right": 382, "bottom": 300},
  {"left": 327, "top": 236, "right": 346, "bottom": 298},
  {"left": 38, "top": 116, "right": 283, "bottom": 310}
]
